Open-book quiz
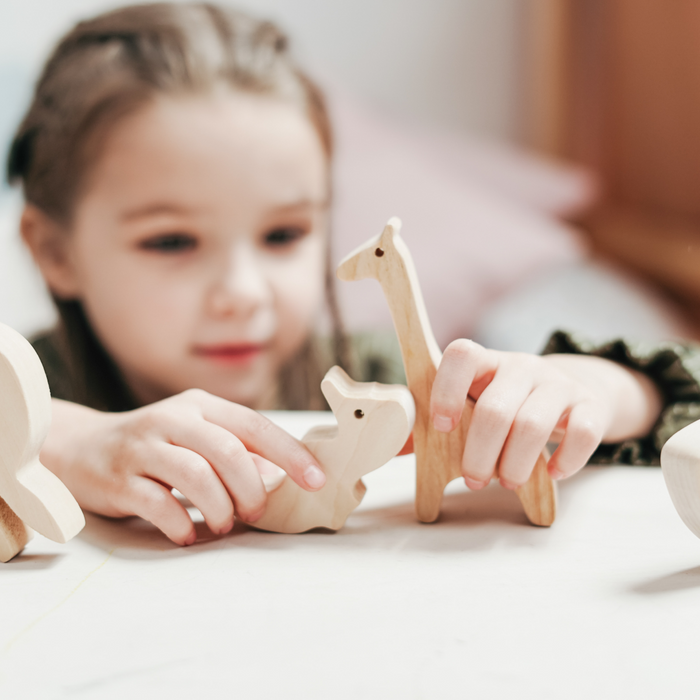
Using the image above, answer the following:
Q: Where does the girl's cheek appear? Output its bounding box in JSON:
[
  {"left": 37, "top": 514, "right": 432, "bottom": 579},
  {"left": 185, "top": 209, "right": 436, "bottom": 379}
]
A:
[
  {"left": 80, "top": 249, "right": 203, "bottom": 348},
  {"left": 280, "top": 248, "right": 325, "bottom": 319},
  {"left": 268, "top": 250, "right": 325, "bottom": 352}
]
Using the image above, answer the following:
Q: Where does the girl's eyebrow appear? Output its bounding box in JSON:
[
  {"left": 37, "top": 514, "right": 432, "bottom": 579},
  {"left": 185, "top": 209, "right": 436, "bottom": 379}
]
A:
[
  {"left": 270, "top": 197, "right": 330, "bottom": 213},
  {"left": 121, "top": 199, "right": 328, "bottom": 222},
  {"left": 120, "top": 203, "right": 191, "bottom": 222}
]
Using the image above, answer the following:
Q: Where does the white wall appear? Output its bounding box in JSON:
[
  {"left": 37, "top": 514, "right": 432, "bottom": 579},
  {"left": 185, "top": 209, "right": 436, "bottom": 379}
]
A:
[{"left": 0, "top": 0, "right": 528, "bottom": 141}]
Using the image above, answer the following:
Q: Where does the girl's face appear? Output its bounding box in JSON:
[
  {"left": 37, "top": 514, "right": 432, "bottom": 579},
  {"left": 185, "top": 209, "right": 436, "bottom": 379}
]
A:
[{"left": 52, "top": 92, "right": 328, "bottom": 408}]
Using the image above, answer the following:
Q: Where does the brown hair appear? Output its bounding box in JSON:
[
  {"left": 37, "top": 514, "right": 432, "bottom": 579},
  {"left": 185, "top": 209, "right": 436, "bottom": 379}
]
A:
[{"left": 8, "top": 2, "right": 348, "bottom": 411}]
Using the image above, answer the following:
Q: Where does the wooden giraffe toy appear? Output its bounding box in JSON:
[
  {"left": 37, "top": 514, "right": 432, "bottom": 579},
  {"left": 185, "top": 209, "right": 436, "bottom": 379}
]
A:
[
  {"left": 0, "top": 322, "right": 85, "bottom": 562},
  {"left": 243, "top": 366, "right": 414, "bottom": 533},
  {"left": 661, "top": 419, "right": 700, "bottom": 539},
  {"left": 337, "top": 217, "right": 557, "bottom": 526}
]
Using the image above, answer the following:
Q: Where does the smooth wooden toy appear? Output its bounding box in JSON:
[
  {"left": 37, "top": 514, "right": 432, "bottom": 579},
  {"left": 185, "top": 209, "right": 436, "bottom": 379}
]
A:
[
  {"left": 337, "top": 217, "right": 557, "bottom": 526},
  {"left": 0, "top": 322, "right": 85, "bottom": 562},
  {"left": 243, "top": 366, "right": 415, "bottom": 533},
  {"left": 661, "top": 419, "right": 700, "bottom": 539}
]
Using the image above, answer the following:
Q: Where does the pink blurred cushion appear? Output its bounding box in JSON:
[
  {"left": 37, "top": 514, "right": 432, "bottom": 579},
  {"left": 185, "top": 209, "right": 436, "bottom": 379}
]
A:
[{"left": 328, "top": 89, "right": 590, "bottom": 348}]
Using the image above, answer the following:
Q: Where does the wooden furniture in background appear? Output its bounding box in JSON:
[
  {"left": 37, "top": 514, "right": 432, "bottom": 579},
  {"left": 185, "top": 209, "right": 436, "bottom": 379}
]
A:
[{"left": 525, "top": 0, "right": 700, "bottom": 331}]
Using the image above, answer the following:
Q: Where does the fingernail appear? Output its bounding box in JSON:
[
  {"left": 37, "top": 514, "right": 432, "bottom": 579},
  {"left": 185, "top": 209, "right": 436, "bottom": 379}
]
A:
[
  {"left": 433, "top": 414, "right": 453, "bottom": 432},
  {"left": 218, "top": 518, "right": 235, "bottom": 534},
  {"left": 549, "top": 467, "right": 564, "bottom": 480},
  {"left": 303, "top": 465, "right": 326, "bottom": 490},
  {"left": 184, "top": 531, "right": 197, "bottom": 546},
  {"left": 464, "top": 476, "right": 487, "bottom": 490},
  {"left": 499, "top": 477, "right": 519, "bottom": 491}
]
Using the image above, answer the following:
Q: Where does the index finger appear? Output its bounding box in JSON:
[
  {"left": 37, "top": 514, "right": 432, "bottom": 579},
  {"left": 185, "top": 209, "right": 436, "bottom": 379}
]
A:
[
  {"left": 189, "top": 390, "right": 326, "bottom": 491},
  {"left": 431, "top": 339, "right": 497, "bottom": 432}
]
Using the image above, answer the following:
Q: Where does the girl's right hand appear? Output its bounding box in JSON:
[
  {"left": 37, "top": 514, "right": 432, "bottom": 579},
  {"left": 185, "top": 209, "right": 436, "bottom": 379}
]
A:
[{"left": 43, "top": 391, "right": 326, "bottom": 545}]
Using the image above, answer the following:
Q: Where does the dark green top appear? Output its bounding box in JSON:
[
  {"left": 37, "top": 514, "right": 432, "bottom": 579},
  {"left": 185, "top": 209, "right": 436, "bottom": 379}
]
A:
[{"left": 542, "top": 331, "right": 700, "bottom": 465}]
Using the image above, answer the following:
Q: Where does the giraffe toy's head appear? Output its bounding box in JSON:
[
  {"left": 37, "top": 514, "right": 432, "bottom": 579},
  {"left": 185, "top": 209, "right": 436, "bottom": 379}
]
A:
[
  {"left": 336, "top": 217, "right": 404, "bottom": 283},
  {"left": 336, "top": 215, "right": 442, "bottom": 368}
]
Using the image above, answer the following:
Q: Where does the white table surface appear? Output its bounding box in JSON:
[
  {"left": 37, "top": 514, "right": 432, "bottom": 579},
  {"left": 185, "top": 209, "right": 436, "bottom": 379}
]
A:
[{"left": 1, "top": 411, "right": 700, "bottom": 700}]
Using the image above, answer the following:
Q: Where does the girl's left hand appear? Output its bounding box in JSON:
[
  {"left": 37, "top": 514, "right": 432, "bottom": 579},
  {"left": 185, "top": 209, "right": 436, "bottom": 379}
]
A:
[{"left": 426, "top": 339, "right": 662, "bottom": 490}]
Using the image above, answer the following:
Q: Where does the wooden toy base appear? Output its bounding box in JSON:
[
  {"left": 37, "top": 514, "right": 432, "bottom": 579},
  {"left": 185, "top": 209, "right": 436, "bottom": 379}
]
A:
[{"left": 0, "top": 496, "right": 32, "bottom": 563}]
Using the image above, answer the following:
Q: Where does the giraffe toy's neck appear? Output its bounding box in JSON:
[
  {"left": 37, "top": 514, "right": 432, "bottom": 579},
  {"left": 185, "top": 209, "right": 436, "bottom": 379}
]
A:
[{"left": 376, "top": 233, "right": 443, "bottom": 385}]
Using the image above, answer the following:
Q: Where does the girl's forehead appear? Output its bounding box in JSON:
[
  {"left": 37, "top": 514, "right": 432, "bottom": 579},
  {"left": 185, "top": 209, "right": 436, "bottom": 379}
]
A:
[
  {"left": 108, "top": 91, "right": 323, "bottom": 157},
  {"left": 81, "top": 92, "right": 330, "bottom": 215}
]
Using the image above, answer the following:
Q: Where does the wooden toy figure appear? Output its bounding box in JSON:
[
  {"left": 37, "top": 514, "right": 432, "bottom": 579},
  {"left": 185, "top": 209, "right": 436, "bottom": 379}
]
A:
[
  {"left": 243, "top": 366, "right": 415, "bottom": 533},
  {"left": 337, "top": 217, "right": 557, "bottom": 526},
  {"left": 0, "top": 322, "right": 85, "bottom": 562},
  {"left": 661, "top": 419, "right": 700, "bottom": 539}
]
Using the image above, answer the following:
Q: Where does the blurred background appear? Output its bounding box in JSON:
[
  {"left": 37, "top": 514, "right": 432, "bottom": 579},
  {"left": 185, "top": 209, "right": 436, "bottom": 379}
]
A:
[
  {"left": 0, "top": 0, "right": 697, "bottom": 350},
  {"left": 1, "top": 0, "right": 530, "bottom": 152}
]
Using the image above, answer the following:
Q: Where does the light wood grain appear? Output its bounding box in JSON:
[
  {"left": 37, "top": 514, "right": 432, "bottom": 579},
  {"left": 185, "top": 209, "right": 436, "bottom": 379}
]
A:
[
  {"left": 337, "top": 218, "right": 557, "bottom": 526},
  {"left": 0, "top": 323, "right": 85, "bottom": 561},
  {"left": 661, "top": 418, "right": 700, "bottom": 539},
  {"left": 244, "top": 366, "right": 415, "bottom": 533},
  {"left": 0, "top": 496, "right": 31, "bottom": 563}
]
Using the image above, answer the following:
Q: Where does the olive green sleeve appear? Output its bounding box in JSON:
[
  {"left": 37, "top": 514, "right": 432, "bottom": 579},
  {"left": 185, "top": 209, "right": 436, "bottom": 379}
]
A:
[{"left": 542, "top": 330, "right": 700, "bottom": 465}]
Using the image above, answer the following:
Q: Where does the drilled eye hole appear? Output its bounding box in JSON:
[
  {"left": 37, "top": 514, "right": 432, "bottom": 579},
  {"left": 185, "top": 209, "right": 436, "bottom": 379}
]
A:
[
  {"left": 374, "top": 247, "right": 385, "bottom": 257},
  {"left": 354, "top": 409, "right": 365, "bottom": 419}
]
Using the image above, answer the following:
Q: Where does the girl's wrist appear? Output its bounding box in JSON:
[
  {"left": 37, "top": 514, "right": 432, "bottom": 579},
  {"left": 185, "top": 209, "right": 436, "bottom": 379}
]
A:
[
  {"left": 42, "top": 399, "right": 105, "bottom": 482},
  {"left": 542, "top": 354, "right": 662, "bottom": 442}
]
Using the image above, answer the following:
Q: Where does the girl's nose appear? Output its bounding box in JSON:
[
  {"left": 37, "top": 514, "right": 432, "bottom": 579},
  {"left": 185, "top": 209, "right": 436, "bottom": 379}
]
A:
[{"left": 206, "top": 244, "right": 271, "bottom": 319}]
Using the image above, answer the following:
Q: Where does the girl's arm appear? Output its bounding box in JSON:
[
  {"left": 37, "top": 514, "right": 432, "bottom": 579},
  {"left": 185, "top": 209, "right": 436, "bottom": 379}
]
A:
[
  {"left": 430, "top": 340, "right": 664, "bottom": 490},
  {"left": 42, "top": 393, "right": 327, "bottom": 545}
]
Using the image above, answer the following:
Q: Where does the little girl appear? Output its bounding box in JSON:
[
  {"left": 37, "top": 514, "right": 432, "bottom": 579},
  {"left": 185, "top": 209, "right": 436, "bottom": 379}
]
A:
[{"left": 7, "top": 3, "right": 698, "bottom": 545}]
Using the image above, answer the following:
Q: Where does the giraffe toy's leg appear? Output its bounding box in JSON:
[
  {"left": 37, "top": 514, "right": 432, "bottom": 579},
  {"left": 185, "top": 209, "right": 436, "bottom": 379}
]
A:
[
  {"left": 415, "top": 446, "right": 456, "bottom": 522},
  {"left": 416, "top": 404, "right": 557, "bottom": 526},
  {"left": 514, "top": 451, "right": 557, "bottom": 526},
  {"left": 414, "top": 407, "right": 470, "bottom": 523}
]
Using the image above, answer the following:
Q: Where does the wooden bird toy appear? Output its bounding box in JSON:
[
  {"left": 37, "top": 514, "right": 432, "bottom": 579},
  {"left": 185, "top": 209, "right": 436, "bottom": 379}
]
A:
[
  {"left": 243, "top": 365, "right": 415, "bottom": 533},
  {"left": 337, "top": 217, "right": 557, "bottom": 526},
  {"left": 661, "top": 419, "right": 700, "bottom": 539},
  {"left": 0, "top": 322, "right": 85, "bottom": 562}
]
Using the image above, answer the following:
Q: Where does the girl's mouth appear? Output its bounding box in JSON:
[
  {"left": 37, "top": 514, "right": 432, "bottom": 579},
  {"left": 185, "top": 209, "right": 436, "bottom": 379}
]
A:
[{"left": 192, "top": 343, "right": 267, "bottom": 364}]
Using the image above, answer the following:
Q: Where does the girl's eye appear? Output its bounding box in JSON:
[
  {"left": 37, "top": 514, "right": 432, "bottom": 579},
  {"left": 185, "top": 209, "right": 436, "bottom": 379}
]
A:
[
  {"left": 264, "top": 227, "right": 306, "bottom": 247},
  {"left": 138, "top": 233, "right": 198, "bottom": 253}
]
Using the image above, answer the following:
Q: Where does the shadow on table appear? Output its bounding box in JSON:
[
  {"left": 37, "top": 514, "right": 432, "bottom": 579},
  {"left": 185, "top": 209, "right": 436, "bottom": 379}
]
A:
[
  {"left": 337, "top": 466, "right": 601, "bottom": 553},
  {"left": 76, "top": 466, "right": 603, "bottom": 560},
  {"left": 630, "top": 565, "right": 700, "bottom": 595},
  {"left": 1, "top": 552, "right": 65, "bottom": 570}
]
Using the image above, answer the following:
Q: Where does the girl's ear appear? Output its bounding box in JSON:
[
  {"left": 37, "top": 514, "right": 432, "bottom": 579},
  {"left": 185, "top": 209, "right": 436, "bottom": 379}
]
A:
[{"left": 20, "top": 205, "right": 81, "bottom": 299}]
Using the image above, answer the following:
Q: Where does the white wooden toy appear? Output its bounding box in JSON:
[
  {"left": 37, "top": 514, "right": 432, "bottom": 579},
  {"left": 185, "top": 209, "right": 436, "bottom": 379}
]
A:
[
  {"left": 243, "top": 365, "right": 415, "bottom": 533},
  {"left": 661, "top": 419, "right": 700, "bottom": 539},
  {"left": 0, "top": 322, "right": 85, "bottom": 562},
  {"left": 337, "top": 217, "right": 557, "bottom": 526}
]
